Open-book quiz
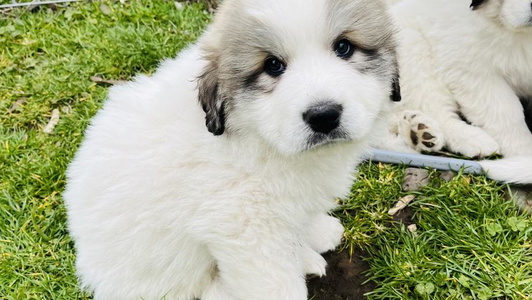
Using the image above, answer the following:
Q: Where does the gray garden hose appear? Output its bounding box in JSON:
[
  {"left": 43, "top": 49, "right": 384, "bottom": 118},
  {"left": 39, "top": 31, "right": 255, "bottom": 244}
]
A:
[{"left": 366, "top": 149, "right": 484, "bottom": 174}]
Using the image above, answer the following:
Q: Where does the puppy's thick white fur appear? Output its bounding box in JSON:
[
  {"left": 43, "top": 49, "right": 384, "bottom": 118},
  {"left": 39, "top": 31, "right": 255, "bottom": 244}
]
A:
[
  {"left": 386, "top": 0, "right": 532, "bottom": 158},
  {"left": 64, "top": 0, "right": 398, "bottom": 299}
]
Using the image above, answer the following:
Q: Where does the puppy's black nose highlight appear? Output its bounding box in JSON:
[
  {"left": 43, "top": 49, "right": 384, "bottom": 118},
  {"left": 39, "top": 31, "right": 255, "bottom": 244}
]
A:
[{"left": 303, "top": 103, "right": 343, "bottom": 134}]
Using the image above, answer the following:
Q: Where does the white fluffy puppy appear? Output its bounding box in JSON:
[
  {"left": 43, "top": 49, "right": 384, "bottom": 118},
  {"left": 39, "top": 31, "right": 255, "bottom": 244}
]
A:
[
  {"left": 64, "top": 0, "right": 399, "bottom": 299},
  {"left": 385, "top": 0, "right": 532, "bottom": 158}
]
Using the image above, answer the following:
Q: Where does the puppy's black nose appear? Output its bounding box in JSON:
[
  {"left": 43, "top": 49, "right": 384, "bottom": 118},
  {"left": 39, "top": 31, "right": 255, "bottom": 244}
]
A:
[{"left": 303, "top": 103, "right": 343, "bottom": 134}]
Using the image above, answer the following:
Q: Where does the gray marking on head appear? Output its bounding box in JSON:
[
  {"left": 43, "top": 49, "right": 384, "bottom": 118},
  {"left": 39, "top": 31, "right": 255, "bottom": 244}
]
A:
[{"left": 197, "top": 52, "right": 226, "bottom": 136}]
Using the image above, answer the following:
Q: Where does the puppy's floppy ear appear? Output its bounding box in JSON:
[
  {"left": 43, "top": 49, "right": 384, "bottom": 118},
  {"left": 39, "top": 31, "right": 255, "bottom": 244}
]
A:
[
  {"left": 470, "top": 0, "right": 486, "bottom": 10},
  {"left": 391, "top": 75, "right": 401, "bottom": 102},
  {"left": 197, "top": 55, "right": 226, "bottom": 136}
]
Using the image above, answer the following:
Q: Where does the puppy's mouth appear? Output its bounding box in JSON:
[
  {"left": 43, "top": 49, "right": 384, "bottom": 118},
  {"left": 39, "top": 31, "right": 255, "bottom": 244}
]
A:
[{"left": 305, "top": 130, "right": 351, "bottom": 150}]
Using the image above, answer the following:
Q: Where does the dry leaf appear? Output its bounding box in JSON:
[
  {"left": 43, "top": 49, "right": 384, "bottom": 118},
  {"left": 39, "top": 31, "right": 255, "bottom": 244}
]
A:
[
  {"left": 90, "top": 75, "right": 126, "bottom": 86},
  {"left": 8, "top": 98, "right": 27, "bottom": 113},
  {"left": 99, "top": 3, "right": 112, "bottom": 15},
  {"left": 388, "top": 195, "right": 415, "bottom": 215},
  {"left": 402, "top": 168, "right": 430, "bottom": 191},
  {"left": 43, "top": 109, "right": 60, "bottom": 134}
]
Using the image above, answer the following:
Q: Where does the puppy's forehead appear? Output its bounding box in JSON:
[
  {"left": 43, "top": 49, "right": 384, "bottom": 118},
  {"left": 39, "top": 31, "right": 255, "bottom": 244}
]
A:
[
  {"left": 218, "top": 0, "right": 393, "bottom": 53},
  {"left": 327, "top": 0, "right": 394, "bottom": 49}
]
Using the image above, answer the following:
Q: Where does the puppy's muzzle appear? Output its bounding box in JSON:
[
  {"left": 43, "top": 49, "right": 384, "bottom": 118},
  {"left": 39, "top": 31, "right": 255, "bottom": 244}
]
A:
[{"left": 303, "top": 103, "right": 343, "bottom": 134}]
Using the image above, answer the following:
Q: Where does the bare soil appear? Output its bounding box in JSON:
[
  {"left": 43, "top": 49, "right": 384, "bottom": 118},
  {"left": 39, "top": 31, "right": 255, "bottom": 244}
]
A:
[
  {"left": 307, "top": 206, "right": 415, "bottom": 300},
  {"left": 307, "top": 250, "right": 375, "bottom": 300}
]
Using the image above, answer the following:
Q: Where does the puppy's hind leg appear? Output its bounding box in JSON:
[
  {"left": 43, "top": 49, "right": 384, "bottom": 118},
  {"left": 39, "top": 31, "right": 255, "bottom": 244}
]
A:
[
  {"left": 397, "top": 110, "right": 445, "bottom": 153},
  {"left": 453, "top": 77, "right": 532, "bottom": 157},
  {"left": 441, "top": 118, "right": 500, "bottom": 158},
  {"left": 405, "top": 86, "right": 499, "bottom": 157},
  {"left": 400, "top": 82, "right": 498, "bottom": 157}
]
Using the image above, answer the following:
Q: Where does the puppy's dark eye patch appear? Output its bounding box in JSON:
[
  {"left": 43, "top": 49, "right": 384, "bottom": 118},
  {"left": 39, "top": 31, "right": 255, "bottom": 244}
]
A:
[
  {"left": 263, "top": 56, "right": 286, "bottom": 77},
  {"left": 334, "top": 39, "right": 355, "bottom": 59}
]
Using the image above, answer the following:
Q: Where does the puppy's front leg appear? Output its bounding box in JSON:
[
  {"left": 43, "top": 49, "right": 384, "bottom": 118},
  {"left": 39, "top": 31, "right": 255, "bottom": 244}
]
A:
[
  {"left": 305, "top": 214, "right": 344, "bottom": 254},
  {"left": 205, "top": 232, "right": 308, "bottom": 300},
  {"left": 455, "top": 80, "right": 532, "bottom": 157}
]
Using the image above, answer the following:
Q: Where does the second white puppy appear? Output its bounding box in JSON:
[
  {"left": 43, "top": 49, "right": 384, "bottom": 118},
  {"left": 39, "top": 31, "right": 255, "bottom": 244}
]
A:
[
  {"left": 64, "top": 0, "right": 399, "bottom": 299},
  {"left": 387, "top": 0, "right": 532, "bottom": 158}
]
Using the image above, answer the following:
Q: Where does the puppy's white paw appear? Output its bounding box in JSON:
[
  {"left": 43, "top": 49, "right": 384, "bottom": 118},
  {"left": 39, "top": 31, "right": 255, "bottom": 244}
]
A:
[
  {"left": 445, "top": 125, "right": 500, "bottom": 158},
  {"left": 301, "top": 248, "right": 327, "bottom": 277},
  {"left": 305, "top": 214, "right": 344, "bottom": 254},
  {"left": 399, "top": 110, "right": 444, "bottom": 153}
]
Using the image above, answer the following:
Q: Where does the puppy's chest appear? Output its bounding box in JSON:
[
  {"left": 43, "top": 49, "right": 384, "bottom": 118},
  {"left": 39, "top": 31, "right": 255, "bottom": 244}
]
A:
[{"left": 258, "top": 172, "right": 350, "bottom": 213}]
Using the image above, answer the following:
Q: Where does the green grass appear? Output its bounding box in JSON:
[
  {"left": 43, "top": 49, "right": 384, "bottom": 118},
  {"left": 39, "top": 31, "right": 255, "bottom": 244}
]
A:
[
  {"left": 0, "top": 1, "right": 530, "bottom": 299},
  {"left": 339, "top": 164, "right": 531, "bottom": 299}
]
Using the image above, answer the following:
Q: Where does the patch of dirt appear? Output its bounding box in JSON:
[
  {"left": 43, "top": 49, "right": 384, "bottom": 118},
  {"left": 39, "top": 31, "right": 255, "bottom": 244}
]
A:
[
  {"left": 391, "top": 205, "right": 415, "bottom": 226},
  {"left": 308, "top": 174, "right": 420, "bottom": 300},
  {"left": 307, "top": 250, "right": 375, "bottom": 300}
]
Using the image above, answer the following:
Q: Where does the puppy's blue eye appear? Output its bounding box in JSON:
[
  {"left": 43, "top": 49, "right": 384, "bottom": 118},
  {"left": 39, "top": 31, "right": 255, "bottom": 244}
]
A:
[
  {"left": 335, "top": 39, "right": 354, "bottom": 59},
  {"left": 264, "top": 57, "right": 286, "bottom": 77}
]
